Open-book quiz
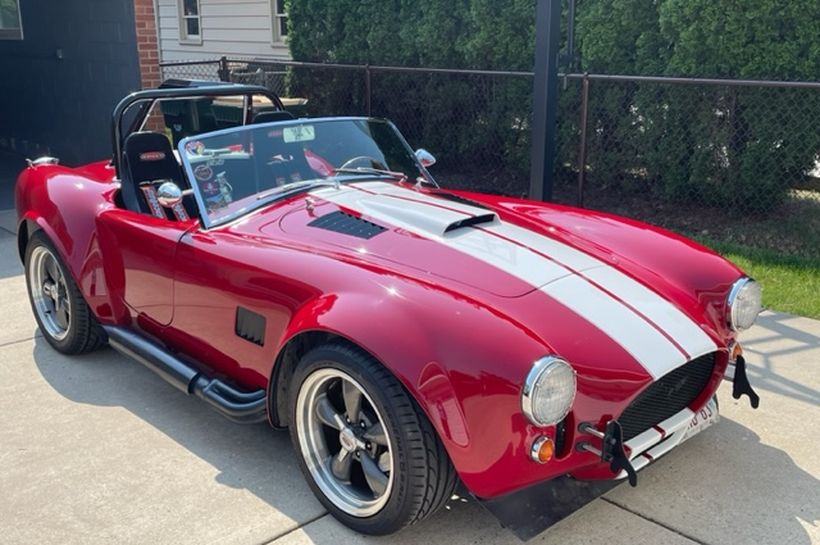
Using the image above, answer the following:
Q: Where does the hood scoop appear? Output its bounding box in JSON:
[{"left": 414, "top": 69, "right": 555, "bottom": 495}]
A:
[
  {"left": 444, "top": 213, "right": 498, "bottom": 233},
  {"left": 349, "top": 194, "right": 499, "bottom": 238}
]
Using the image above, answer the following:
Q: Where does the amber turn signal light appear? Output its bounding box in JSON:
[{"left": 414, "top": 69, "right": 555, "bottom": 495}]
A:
[
  {"left": 530, "top": 436, "right": 555, "bottom": 464},
  {"left": 730, "top": 342, "right": 743, "bottom": 362}
]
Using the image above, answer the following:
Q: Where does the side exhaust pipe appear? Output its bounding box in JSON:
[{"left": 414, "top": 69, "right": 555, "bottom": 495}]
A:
[{"left": 104, "top": 326, "right": 267, "bottom": 423}]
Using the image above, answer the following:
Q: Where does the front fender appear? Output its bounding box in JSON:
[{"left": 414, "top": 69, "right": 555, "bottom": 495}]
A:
[{"left": 274, "top": 278, "right": 565, "bottom": 498}]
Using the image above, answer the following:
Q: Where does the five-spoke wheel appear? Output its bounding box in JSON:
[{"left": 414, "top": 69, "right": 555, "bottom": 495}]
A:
[
  {"left": 290, "top": 343, "right": 457, "bottom": 535},
  {"left": 24, "top": 232, "right": 102, "bottom": 354},
  {"left": 28, "top": 245, "right": 72, "bottom": 341},
  {"left": 296, "top": 368, "right": 394, "bottom": 516}
]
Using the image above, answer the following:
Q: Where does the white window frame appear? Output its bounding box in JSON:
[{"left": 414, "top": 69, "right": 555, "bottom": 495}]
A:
[
  {"left": 0, "top": 0, "right": 24, "bottom": 40},
  {"left": 178, "top": 0, "right": 202, "bottom": 45},
  {"left": 270, "top": 0, "right": 287, "bottom": 44}
]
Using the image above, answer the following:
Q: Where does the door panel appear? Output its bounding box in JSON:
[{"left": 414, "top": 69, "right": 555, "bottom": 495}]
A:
[
  {"left": 167, "top": 229, "right": 306, "bottom": 390},
  {"left": 97, "top": 209, "right": 191, "bottom": 327}
]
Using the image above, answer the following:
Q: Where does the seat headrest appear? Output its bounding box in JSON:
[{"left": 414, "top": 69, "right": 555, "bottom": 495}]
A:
[{"left": 124, "top": 131, "right": 175, "bottom": 163}]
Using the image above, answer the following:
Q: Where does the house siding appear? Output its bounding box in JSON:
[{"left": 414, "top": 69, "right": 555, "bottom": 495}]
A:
[{"left": 156, "top": 0, "right": 290, "bottom": 62}]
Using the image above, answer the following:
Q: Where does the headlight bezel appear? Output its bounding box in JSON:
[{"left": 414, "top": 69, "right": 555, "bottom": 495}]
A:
[
  {"left": 522, "top": 355, "right": 577, "bottom": 427},
  {"left": 727, "top": 277, "right": 762, "bottom": 332}
]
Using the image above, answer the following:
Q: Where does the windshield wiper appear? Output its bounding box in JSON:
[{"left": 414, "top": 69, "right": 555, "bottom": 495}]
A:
[
  {"left": 334, "top": 167, "right": 407, "bottom": 181},
  {"left": 256, "top": 179, "right": 340, "bottom": 201}
]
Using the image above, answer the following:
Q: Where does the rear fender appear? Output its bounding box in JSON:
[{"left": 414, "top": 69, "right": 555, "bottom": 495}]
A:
[{"left": 15, "top": 164, "right": 123, "bottom": 322}]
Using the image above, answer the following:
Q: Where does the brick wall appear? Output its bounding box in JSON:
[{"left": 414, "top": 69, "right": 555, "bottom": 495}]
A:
[{"left": 134, "top": 0, "right": 161, "bottom": 90}]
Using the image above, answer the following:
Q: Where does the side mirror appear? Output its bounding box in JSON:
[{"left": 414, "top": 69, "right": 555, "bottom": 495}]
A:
[
  {"left": 415, "top": 149, "right": 436, "bottom": 168},
  {"left": 156, "top": 181, "right": 183, "bottom": 208}
]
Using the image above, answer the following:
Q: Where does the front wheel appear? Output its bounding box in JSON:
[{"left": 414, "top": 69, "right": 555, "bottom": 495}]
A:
[{"left": 289, "top": 343, "right": 457, "bottom": 535}]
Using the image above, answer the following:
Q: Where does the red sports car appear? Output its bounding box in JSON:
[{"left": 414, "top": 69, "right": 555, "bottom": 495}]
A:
[{"left": 15, "top": 83, "right": 761, "bottom": 537}]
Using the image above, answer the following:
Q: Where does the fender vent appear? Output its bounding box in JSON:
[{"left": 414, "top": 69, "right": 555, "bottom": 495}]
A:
[
  {"left": 235, "top": 307, "right": 266, "bottom": 346},
  {"left": 308, "top": 211, "right": 386, "bottom": 239}
]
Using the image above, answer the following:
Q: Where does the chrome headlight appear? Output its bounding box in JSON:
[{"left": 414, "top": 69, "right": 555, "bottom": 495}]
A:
[
  {"left": 522, "top": 356, "right": 576, "bottom": 427},
  {"left": 727, "top": 277, "right": 762, "bottom": 332}
]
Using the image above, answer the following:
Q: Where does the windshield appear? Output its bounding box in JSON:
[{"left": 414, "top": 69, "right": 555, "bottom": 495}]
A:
[{"left": 178, "top": 117, "right": 429, "bottom": 227}]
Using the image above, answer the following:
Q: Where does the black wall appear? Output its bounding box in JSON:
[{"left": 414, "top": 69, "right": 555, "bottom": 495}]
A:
[{"left": 0, "top": 0, "right": 141, "bottom": 165}]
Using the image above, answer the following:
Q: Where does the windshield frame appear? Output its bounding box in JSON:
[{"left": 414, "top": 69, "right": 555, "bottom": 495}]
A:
[{"left": 178, "top": 116, "right": 435, "bottom": 230}]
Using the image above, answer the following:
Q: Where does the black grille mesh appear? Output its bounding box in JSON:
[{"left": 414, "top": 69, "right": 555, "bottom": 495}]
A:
[
  {"left": 308, "top": 211, "right": 386, "bottom": 239},
  {"left": 619, "top": 352, "right": 716, "bottom": 441}
]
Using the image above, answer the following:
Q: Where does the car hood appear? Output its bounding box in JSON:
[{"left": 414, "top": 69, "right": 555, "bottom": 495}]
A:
[
  {"left": 273, "top": 180, "right": 738, "bottom": 300},
  {"left": 250, "top": 179, "right": 743, "bottom": 379}
]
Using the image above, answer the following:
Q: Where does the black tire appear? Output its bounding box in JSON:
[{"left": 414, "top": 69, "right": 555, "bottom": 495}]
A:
[
  {"left": 24, "top": 231, "right": 104, "bottom": 354},
  {"left": 288, "top": 343, "right": 457, "bottom": 535}
]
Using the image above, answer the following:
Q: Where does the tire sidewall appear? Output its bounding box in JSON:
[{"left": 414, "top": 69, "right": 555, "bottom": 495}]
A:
[
  {"left": 288, "top": 345, "right": 418, "bottom": 535},
  {"left": 24, "top": 232, "right": 84, "bottom": 353}
]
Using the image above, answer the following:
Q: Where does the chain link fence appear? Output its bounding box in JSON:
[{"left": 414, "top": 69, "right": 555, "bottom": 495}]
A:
[{"left": 161, "top": 58, "right": 820, "bottom": 257}]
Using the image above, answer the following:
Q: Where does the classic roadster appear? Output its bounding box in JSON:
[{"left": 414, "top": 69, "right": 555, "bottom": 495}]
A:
[{"left": 15, "top": 82, "right": 761, "bottom": 537}]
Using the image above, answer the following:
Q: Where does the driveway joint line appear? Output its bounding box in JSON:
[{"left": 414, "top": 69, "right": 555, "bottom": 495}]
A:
[
  {"left": 601, "top": 497, "right": 709, "bottom": 545},
  {"left": 0, "top": 336, "right": 38, "bottom": 350},
  {"left": 259, "top": 512, "right": 329, "bottom": 544},
  {"left": 0, "top": 224, "right": 15, "bottom": 237}
]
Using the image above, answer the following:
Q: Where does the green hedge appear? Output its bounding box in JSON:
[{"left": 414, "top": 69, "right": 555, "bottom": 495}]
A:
[{"left": 285, "top": 0, "right": 820, "bottom": 209}]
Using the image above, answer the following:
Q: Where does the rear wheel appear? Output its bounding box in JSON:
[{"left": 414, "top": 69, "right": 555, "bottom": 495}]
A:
[
  {"left": 25, "top": 232, "right": 103, "bottom": 354},
  {"left": 289, "top": 343, "right": 456, "bottom": 534}
]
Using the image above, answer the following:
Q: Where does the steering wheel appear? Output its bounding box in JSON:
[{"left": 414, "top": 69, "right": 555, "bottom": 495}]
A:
[{"left": 339, "top": 156, "right": 388, "bottom": 171}]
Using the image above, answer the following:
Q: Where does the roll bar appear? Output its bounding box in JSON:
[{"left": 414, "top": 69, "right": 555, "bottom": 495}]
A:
[{"left": 110, "top": 83, "right": 285, "bottom": 178}]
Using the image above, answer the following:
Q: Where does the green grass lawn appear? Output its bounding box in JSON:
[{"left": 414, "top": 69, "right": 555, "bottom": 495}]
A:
[{"left": 697, "top": 238, "right": 820, "bottom": 319}]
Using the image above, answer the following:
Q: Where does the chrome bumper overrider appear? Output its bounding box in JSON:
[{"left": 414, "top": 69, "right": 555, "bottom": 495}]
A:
[{"left": 578, "top": 400, "right": 719, "bottom": 486}]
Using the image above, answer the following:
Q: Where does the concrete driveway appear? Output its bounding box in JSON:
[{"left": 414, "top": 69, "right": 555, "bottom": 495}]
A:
[{"left": 0, "top": 219, "right": 818, "bottom": 544}]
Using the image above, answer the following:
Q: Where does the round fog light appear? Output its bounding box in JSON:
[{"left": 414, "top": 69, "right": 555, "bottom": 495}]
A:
[{"left": 530, "top": 436, "right": 555, "bottom": 464}]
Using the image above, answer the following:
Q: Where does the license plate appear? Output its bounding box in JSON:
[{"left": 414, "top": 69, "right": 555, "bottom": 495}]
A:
[{"left": 682, "top": 396, "right": 719, "bottom": 441}]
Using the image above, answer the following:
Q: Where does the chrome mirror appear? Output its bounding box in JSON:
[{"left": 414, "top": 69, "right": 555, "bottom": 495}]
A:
[
  {"left": 156, "top": 181, "right": 183, "bottom": 208},
  {"left": 415, "top": 149, "right": 436, "bottom": 168}
]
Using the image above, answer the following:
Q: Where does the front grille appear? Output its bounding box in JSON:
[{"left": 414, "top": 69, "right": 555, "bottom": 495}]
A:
[{"left": 619, "top": 352, "right": 716, "bottom": 441}]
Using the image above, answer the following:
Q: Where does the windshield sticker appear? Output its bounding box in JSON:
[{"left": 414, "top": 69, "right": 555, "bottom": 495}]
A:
[
  {"left": 283, "top": 125, "right": 316, "bottom": 143},
  {"left": 185, "top": 140, "right": 205, "bottom": 155},
  {"left": 194, "top": 164, "right": 213, "bottom": 182}
]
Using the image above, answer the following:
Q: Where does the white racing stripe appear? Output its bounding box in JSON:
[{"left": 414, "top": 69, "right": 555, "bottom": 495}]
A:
[
  {"left": 317, "top": 185, "right": 572, "bottom": 287},
  {"left": 313, "top": 183, "right": 717, "bottom": 378},
  {"left": 487, "top": 222, "right": 717, "bottom": 375}
]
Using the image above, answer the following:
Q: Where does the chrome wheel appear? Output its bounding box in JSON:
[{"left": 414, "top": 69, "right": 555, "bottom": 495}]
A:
[
  {"left": 28, "top": 245, "right": 71, "bottom": 341},
  {"left": 296, "top": 368, "right": 394, "bottom": 517}
]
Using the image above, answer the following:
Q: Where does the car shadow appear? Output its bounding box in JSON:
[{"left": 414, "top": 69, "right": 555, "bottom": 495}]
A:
[
  {"left": 743, "top": 312, "right": 820, "bottom": 406},
  {"left": 604, "top": 416, "right": 819, "bottom": 545},
  {"left": 30, "top": 337, "right": 328, "bottom": 537},
  {"left": 32, "top": 336, "right": 818, "bottom": 544}
]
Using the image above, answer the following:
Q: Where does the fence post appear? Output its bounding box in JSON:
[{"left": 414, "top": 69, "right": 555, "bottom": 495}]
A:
[
  {"left": 217, "top": 56, "right": 230, "bottom": 82},
  {"left": 577, "top": 73, "right": 590, "bottom": 207},
  {"left": 529, "top": 0, "right": 562, "bottom": 202},
  {"left": 365, "top": 64, "right": 372, "bottom": 116}
]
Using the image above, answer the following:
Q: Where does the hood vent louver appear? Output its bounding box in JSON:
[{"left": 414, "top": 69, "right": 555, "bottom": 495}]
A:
[{"left": 308, "top": 210, "right": 387, "bottom": 239}]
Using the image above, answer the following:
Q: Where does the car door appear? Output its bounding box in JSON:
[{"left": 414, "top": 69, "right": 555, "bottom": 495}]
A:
[
  {"left": 163, "top": 222, "right": 303, "bottom": 391},
  {"left": 96, "top": 207, "right": 195, "bottom": 331}
]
